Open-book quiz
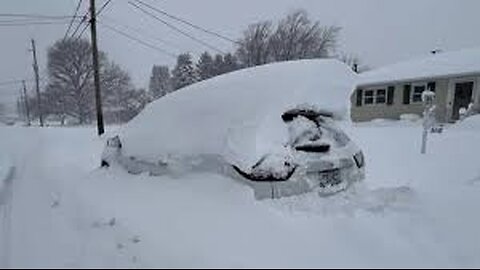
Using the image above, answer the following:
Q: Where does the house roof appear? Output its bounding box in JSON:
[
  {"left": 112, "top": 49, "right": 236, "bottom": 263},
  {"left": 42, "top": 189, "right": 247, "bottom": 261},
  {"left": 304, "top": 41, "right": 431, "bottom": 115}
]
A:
[{"left": 357, "top": 47, "right": 480, "bottom": 87}]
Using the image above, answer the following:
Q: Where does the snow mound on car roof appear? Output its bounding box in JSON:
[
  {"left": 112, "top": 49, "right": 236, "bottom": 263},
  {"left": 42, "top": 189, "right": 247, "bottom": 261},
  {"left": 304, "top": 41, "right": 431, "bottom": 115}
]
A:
[{"left": 119, "top": 59, "right": 356, "bottom": 163}]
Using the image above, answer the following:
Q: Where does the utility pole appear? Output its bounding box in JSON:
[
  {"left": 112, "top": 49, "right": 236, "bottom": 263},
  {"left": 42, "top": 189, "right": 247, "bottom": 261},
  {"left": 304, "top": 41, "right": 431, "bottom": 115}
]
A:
[
  {"left": 89, "top": 0, "right": 105, "bottom": 135},
  {"left": 30, "top": 39, "right": 43, "bottom": 127},
  {"left": 22, "top": 80, "right": 31, "bottom": 126}
]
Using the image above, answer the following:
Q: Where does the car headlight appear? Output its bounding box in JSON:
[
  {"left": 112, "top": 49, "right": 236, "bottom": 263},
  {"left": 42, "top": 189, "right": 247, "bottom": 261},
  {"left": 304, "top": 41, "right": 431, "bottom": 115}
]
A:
[{"left": 353, "top": 151, "right": 365, "bottom": 168}]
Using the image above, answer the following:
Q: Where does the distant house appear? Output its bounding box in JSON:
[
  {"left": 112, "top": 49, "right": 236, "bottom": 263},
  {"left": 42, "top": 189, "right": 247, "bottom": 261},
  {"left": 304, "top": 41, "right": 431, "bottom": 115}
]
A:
[{"left": 351, "top": 48, "right": 480, "bottom": 122}]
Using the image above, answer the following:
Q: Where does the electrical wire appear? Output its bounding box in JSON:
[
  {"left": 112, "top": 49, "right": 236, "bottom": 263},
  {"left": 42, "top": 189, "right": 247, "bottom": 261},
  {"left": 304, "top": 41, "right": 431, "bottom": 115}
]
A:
[
  {"left": 133, "top": 0, "right": 239, "bottom": 45},
  {"left": 98, "top": 21, "right": 177, "bottom": 58},
  {"left": 129, "top": 1, "right": 225, "bottom": 54},
  {"left": 63, "top": 0, "right": 83, "bottom": 40}
]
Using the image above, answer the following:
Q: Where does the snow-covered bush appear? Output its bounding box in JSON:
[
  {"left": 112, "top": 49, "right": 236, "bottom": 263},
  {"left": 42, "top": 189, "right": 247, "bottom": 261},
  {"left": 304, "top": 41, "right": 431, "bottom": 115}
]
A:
[{"left": 460, "top": 103, "right": 477, "bottom": 121}]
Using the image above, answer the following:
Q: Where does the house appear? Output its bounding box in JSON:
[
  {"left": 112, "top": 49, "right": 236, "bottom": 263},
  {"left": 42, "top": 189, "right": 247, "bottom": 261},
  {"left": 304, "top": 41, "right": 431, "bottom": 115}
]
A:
[{"left": 351, "top": 48, "right": 480, "bottom": 122}]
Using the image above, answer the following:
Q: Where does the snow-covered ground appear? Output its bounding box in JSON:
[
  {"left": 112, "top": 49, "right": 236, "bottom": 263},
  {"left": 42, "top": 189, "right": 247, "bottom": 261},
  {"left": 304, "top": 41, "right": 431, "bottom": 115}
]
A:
[{"left": 1, "top": 119, "right": 480, "bottom": 268}]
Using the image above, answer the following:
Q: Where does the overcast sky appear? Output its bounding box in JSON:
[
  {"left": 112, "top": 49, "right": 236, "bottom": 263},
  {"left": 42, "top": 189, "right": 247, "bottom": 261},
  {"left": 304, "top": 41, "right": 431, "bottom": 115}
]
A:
[{"left": 1, "top": 0, "right": 480, "bottom": 111}]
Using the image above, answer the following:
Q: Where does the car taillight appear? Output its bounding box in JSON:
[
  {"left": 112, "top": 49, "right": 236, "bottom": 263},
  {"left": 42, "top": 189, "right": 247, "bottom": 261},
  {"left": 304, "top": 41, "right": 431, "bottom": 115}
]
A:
[{"left": 353, "top": 151, "right": 364, "bottom": 168}]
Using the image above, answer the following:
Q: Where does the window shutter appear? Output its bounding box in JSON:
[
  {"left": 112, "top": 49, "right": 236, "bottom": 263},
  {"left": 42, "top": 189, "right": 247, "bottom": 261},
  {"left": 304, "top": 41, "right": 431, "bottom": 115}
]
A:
[
  {"left": 356, "top": 89, "right": 363, "bottom": 107},
  {"left": 403, "top": 84, "right": 411, "bottom": 104},
  {"left": 427, "top": 82, "right": 436, "bottom": 92},
  {"left": 387, "top": 86, "right": 395, "bottom": 105}
]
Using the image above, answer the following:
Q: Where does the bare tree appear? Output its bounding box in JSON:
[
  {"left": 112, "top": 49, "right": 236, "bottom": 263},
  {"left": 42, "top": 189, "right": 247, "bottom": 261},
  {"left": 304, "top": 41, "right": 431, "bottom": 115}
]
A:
[
  {"left": 236, "top": 21, "right": 273, "bottom": 67},
  {"left": 43, "top": 38, "right": 145, "bottom": 125},
  {"left": 269, "top": 10, "right": 340, "bottom": 61},
  {"left": 115, "top": 88, "right": 150, "bottom": 122},
  {"left": 102, "top": 62, "right": 136, "bottom": 123},
  {"left": 46, "top": 38, "right": 101, "bottom": 124}
]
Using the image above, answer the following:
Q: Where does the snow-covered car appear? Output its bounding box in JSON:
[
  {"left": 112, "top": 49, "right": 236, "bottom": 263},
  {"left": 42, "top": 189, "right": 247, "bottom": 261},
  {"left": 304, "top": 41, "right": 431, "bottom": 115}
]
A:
[
  {"left": 229, "top": 106, "right": 365, "bottom": 198},
  {"left": 101, "top": 59, "right": 364, "bottom": 199}
]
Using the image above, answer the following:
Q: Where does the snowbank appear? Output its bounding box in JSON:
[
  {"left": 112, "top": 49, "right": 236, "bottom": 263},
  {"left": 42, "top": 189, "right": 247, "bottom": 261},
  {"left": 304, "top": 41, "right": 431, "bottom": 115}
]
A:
[
  {"left": 120, "top": 59, "right": 356, "bottom": 165},
  {"left": 358, "top": 47, "right": 480, "bottom": 86},
  {"left": 0, "top": 154, "right": 13, "bottom": 194},
  {"left": 454, "top": 114, "right": 480, "bottom": 130},
  {"left": 2, "top": 119, "right": 480, "bottom": 267}
]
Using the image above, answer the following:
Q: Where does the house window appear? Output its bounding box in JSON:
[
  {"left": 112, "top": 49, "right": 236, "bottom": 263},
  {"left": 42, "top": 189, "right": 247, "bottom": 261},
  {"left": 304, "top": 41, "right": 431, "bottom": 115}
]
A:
[
  {"left": 376, "top": 89, "right": 386, "bottom": 104},
  {"left": 364, "top": 90, "right": 374, "bottom": 105},
  {"left": 412, "top": 83, "right": 426, "bottom": 103}
]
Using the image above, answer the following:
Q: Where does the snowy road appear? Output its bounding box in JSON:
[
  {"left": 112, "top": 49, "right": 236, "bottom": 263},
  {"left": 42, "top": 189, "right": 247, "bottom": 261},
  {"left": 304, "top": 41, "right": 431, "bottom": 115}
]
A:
[
  {"left": 0, "top": 123, "right": 479, "bottom": 267},
  {"left": 0, "top": 161, "right": 14, "bottom": 268}
]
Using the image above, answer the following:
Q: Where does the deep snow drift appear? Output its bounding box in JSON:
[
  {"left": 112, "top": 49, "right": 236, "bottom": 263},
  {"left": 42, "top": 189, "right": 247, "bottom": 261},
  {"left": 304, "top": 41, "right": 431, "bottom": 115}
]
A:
[
  {"left": 1, "top": 117, "right": 480, "bottom": 267},
  {"left": 1, "top": 58, "right": 480, "bottom": 267}
]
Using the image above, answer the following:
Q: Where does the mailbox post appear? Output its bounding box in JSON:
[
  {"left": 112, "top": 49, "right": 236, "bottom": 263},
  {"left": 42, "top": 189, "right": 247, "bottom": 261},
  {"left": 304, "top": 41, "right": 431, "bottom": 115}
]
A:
[{"left": 421, "top": 90, "right": 436, "bottom": 154}]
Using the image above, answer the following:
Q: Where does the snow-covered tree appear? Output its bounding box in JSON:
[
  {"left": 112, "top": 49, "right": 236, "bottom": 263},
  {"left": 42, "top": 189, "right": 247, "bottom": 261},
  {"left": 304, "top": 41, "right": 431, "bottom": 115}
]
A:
[
  {"left": 172, "top": 53, "right": 198, "bottom": 90},
  {"left": 149, "top": 65, "right": 172, "bottom": 99},
  {"left": 212, "top": 54, "right": 224, "bottom": 76},
  {"left": 196, "top": 52, "right": 215, "bottom": 81},
  {"left": 0, "top": 103, "right": 6, "bottom": 117},
  {"left": 221, "top": 53, "right": 240, "bottom": 74}
]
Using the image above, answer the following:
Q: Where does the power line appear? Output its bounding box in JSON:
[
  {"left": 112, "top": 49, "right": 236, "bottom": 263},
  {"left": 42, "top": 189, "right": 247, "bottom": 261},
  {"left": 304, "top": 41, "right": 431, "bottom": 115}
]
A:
[
  {"left": 133, "top": 0, "right": 239, "bottom": 45},
  {"left": 0, "top": 21, "right": 75, "bottom": 27},
  {"left": 0, "top": 13, "right": 80, "bottom": 19},
  {"left": 63, "top": 0, "right": 83, "bottom": 40},
  {"left": 0, "top": 18, "right": 75, "bottom": 23},
  {"left": 69, "top": 0, "right": 113, "bottom": 43},
  {"left": 74, "top": 22, "right": 90, "bottom": 41},
  {"left": 69, "top": 13, "right": 89, "bottom": 40},
  {"left": 97, "top": 0, "right": 114, "bottom": 17},
  {"left": 98, "top": 21, "right": 177, "bottom": 58},
  {"left": 128, "top": 1, "right": 225, "bottom": 54},
  {"left": 102, "top": 15, "right": 181, "bottom": 52}
]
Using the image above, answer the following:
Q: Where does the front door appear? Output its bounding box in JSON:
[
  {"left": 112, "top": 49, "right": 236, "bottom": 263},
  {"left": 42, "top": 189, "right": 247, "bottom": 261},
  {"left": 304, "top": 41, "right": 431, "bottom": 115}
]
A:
[{"left": 452, "top": 81, "right": 474, "bottom": 120}]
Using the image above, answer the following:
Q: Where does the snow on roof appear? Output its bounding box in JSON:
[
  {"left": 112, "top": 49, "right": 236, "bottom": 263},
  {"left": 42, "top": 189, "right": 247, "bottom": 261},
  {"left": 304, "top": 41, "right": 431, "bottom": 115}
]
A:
[
  {"left": 358, "top": 47, "right": 480, "bottom": 87},
  {"left": 120, "top": 59, "right": 356, "bottom": 162}
]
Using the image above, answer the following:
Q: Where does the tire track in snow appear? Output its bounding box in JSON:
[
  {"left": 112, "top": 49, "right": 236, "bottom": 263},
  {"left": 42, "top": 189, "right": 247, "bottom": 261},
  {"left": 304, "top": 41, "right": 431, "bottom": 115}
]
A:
[{"left": 0, "top": 164, "right": 15, "bottom": 268}]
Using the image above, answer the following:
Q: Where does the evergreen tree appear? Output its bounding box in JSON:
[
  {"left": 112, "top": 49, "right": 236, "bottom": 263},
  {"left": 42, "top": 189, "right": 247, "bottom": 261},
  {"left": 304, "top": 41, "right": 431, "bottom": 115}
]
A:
[
  {"left": 149, "top": 65, "right": 172, "bottom": 98},
  {"left": 222, "top": 53, "right": 240, "bottom": 74},
  {"left": 172, "top": 53, "right": 198, "bottom": 90},
  {"left": 196, "top": 52, "right": 215, "bottom": 81},
  {"left": 212, "top": 54, "right": 224, "bottom": 76}
]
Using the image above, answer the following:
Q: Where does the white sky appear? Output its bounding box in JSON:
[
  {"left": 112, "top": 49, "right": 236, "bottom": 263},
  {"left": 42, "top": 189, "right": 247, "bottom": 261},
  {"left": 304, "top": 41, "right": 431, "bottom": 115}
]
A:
[{"left": 1, "top": 0, "right": 480, "bottom": 111}]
